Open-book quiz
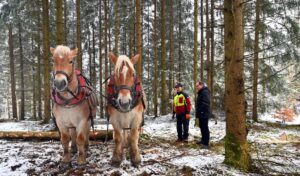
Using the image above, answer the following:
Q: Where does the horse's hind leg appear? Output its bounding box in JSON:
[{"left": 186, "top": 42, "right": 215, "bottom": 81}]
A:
[
  {"left": 111, "top": 129, "right": 123, "bottom": 167},
  {"left": 130, "top": 128, "right": 141, "bottom": 167},
  {"left": 70, "top": 128, "right": 77, "bottom": 153},
  {"left": 61, "top": 132, "right": 71, "bottom": 163}
]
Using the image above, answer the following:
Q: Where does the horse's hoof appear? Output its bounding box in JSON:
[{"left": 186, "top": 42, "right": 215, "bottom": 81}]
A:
[
  {"left": 75, "top": 163, "right": 87, "bottom": 169},
  {"left": 131, "top": 160, "right": 141, "bottom": 168},
  {"left": 111, "top": 160, "right": 121, "bottom": 167},
  {"left": 59, "top": 161, "right": 71, "bottom": 169}
]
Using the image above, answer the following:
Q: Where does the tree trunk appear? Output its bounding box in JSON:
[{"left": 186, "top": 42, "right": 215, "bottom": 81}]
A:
[
  {"left": 37, "top": 4, "right": 42, "bottom": 120},
  {"left": 168, "top": 0, "right": 174, "bottom": 99},
  {"left": 224, "top": 0, "right": 251, "bottom": 171},
  {"left": 206, "top": 0, "right": 211, "bottom": 88},
  {"left": 91, "top": 23, "right": 96, "bottom": 86},
  {"left": 160, "top": 0, "right": 167, "bottom": 115},
  {"left": 178, "top": 0, "right": 182, "bottom": 83},
  {"left": 32, "top": 36, "right": 37, "bottom": 120},
  {"left": 63, "top": 0, "right": 68, "bottom": 45},
  {"left": 153, "top": 0, "right": 158, "bottom": 117},
  {"left": 200, "top": 0, "right": 204, "bottom": 81},
  {"left": 0, "top": 130, "right": 112, "bottom": 141},
  {"left": 18, "top": 22, "right": 25, "bottom": 121},
  {"left": 136, "top": 0, "right": 142, "bottom": 79},
  {"left": 104, "top": 0, "right": 108, "bottom": 117},
  {"left": 114, "top": 0, "right": 119, "bottom": 56},
  {"left": 210, "top": 0, "right": 215, "bottom": 115},
  {"left": 252, "top": 0, "right": 260, "bottom": 122},
  {"left": 98, "top": 0, "right": 104, "bottom": 118},
  {"left": 76, "top": 0, "right": 82, "bottom": 71},
  {"left": 8, "top": 24, "right": 18, "bottom": 120},
  {"left": 56, "top": 0, "right": 64, "bottom": 45},
  {"left": 42, "top": 0, "right": 51, "bottom": 123},
  {"left": 194, "top": 0, "right": 198, "bottom": 98}
]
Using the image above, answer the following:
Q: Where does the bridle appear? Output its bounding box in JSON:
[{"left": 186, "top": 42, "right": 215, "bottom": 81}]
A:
[
  {"left": 108, "top": 74, "right": 142, "bottom": 113},
  {"left": 52, "top": 62, "right": 78, "bottom": 98}
]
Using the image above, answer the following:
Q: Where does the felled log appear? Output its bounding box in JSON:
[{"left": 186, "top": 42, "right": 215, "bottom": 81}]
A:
[{"left": 0, "top": 130, "right": 113, "bottom": 141}]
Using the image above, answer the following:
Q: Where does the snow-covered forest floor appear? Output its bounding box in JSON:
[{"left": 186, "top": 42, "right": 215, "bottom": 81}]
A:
[{"left": 0, "top": 114, "right": 299, "bottom": 176}]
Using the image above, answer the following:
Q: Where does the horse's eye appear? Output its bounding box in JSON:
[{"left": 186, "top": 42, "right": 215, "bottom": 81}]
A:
[{"left": 69, "top": 61, "right": 73, "bottom": 64}]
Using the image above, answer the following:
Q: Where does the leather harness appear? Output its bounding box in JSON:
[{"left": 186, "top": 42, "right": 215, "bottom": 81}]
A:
[
  {"left": 52, "top": 70, "right": 94, "bottom": 107},
  {"left": 107, "top": 74, "right": 144, "bottom": 113}
]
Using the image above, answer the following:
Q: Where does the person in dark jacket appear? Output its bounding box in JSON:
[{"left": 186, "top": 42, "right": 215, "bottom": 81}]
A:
[
  {"left": 195, "top": 81, "right": 211, "bottom": 149},
  {"left": 173, "top": 83, "right": 192, "bottom": 142}
]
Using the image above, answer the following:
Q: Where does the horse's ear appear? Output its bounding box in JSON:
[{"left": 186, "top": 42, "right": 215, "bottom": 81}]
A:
[
  {"left": 109, "top": 52, "right": 117, "bottom": 64},
  {"left": 131, "top": 54, "right": 140, "bottom": 64},
  {"left": 50, "top": 47, "right": 55, "bottom": 55},
  {"left": 69, "top": 48, "right": 78, "bottom": 58}
]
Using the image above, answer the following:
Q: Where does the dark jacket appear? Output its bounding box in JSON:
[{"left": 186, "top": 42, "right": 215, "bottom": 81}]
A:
[{"left": 195, "top": 87, "right": 211, "bottom": 119}]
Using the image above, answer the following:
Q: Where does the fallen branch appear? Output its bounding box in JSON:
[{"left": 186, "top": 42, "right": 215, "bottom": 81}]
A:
[{"left": 0, "top": 130, "right": 113, "bottom": 141}]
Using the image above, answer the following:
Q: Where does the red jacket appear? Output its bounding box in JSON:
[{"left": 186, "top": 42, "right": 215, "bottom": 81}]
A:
[{"left": 173, "top": 92, "right": 192, "bottom": 115}]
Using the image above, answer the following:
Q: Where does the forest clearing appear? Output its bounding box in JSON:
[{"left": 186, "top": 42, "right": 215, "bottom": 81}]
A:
[
  {"left": 0, "top": 0, "right": 299, "bottom": 175},
  {"left": 0, "top": 114, "right": 299, "bottom": 175}
]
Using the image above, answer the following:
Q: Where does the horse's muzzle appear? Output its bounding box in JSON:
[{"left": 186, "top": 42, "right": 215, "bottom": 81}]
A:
[
  {"left": 54, "top": 79, "right": 67, "bottom": 92},
  {"left": 118, "top": 99, "right": 131, "bottom": 111}
]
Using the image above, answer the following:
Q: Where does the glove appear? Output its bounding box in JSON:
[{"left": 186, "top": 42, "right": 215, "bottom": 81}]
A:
[
  {"left": 185, "top": 114, "right": 191, "bottom": 120},
  {"left": 172, "top": 113, "right": 175, "bottom": 119}
]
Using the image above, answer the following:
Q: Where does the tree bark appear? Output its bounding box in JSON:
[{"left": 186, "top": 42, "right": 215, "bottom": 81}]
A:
[
  {"left": 37, "top": 3, "right": 42, "bottom": 120},
  {"left": 194, "top": 0, "right": 198, "bottom": 98},
  {"left": 153, "top": 0, "right": 158, "bottom": 117},
  {"left": 76, "top": 0, "right": 82, "bottom": 71},
  {"left": 18, "top": 22, "right": 25, "bottom": 121},
  {"left": 56, "top": 0, "right": 64, "bottom": 45},
  {"left": 63, "top": 0, "right": 68, "bottom": 45},
  {"left": 210, "top": 0, "right": 215, "bottom": 115},
  {"left": 104, "top": 0, "right": 108, "bottom": 117},
  {"left": 98, "top": 0, "right": 104, "bottom": 118},
  {"left": 178, "top": 0, "right": 182, "bottom": 83},
  {"left": 42, "top": 0, "right": 51, "bottom": 123},
  {"left": 136, "top": 0, "right": 142, "bottom": 79},
  {"left": 168, "top": 0, "right": 175, "bottom": 99},
  {"left": 252, "top": 0, "right": 260, "bottom": 122},
  {"left": 160, "top": 0, "right": 167, "bottom": 115},
  {"left": 206, "top": 0, "right": 211, "bottom": 89},
  {"left": 224, "top": 0, "right": 251, "bottom": 171},
  {"left": 114, "top": 0, "right": 119, "bottom": 56},
  {"left": 8, "top": 24, "right": 18, "bottom": 120},
  {"left": 200, "top": 0, "right": 204, "bottom": 81}
]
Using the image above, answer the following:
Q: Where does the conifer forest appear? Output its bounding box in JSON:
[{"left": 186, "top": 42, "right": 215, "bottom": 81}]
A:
[{"left": 0, "top": 0, "right": 299, "bottom": 175}]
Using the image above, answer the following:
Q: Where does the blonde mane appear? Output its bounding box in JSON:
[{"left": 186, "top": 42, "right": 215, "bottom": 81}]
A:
[
  {"left": 54, "top": 45, "right": 71, "bottom": 59},
  {"left": 115, "top": 55, "right": 135, "bottom": 81}
]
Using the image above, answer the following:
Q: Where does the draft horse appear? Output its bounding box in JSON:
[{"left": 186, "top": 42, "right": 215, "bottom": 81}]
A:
[
  {"left": 107, "top": 53, "right": 146, "bottom": 167},
  {"left": 51, "top": 45, "right": 98, "bottom": 165}
]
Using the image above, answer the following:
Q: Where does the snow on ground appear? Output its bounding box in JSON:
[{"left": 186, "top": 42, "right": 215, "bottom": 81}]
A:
[{"left": 0, "top": 114, "right": 299, "bottom": 175}]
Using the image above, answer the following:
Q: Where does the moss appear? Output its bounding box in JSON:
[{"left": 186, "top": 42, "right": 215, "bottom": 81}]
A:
[{"left": 224, "top": 133, "right": 251, "bottom": 172}]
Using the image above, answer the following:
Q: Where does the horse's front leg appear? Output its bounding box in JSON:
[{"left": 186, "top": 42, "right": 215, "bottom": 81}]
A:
[
  {"left": 70, "top": 128, "right": 77, "bottom": 153},
  {"left": 76, "top": 122, "right": 90, "bottom": 165},
  {"left": 60, "top": 132, "right": 71, "bottom": 163},
  {"left": 111, "top": 128, "right": 123, "bottom": 167},
  {"left": 130, "top": 128, "right": 141, "bottom": 167}
]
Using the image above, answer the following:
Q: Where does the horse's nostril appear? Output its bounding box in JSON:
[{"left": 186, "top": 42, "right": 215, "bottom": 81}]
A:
[{"left": 54, "top": 79, "right": 67, "bottom": 91}]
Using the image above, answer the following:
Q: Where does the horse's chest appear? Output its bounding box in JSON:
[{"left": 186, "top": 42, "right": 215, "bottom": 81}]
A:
[
  {"left": 53, "top": 105, "right": 88, "bottom": 127},
  {"left": 111, "top": 111, "right": 136, "bottom": 128}
]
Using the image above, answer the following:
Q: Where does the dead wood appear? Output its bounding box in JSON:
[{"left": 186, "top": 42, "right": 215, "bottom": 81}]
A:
[{"left": 0, "top": 130, "right": 113, "bottom": 141}]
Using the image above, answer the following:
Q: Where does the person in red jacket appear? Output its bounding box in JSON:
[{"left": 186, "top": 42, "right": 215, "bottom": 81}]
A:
[{"left": 173, "top": 83, "right": 192, "bottom": 142}]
